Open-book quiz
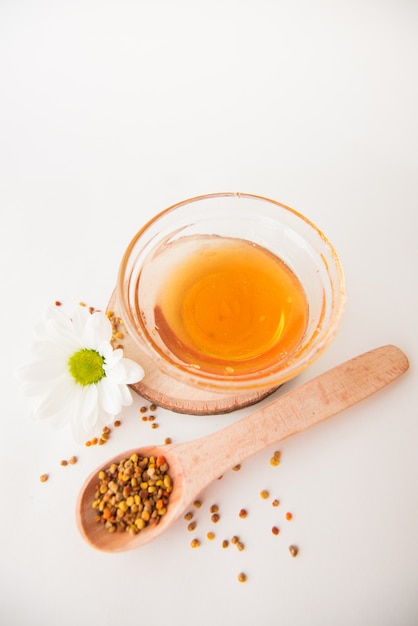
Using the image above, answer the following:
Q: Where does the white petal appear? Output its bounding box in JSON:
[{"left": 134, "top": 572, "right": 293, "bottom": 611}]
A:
[
  {"left": 49, "top": 396, "right": 78, "bottom": 429},
  {"left": 104, "top": 361, "right": 129, "bottom": 384},
  {"left": 18, "top": 380, "right": 49, "bottom": 396},
  {"left": 68, "top": 385, "right": 99, "bottom": 441},
  {"left": 32, "top": 330, "right": 79, "bottom": 358},
  {"left": 97, "top": 379, "right": 123, "bottom": 416},
  {"left": 42, "top": 307, "right": 81, "bottom": 350},
  {"left": 71, "top": 306, "right": 91, "bottom": 342},
  {"left": 104, "top": 352, "right": 143, "bottom": 384},
  {"left": 83, "top": 311, "right": 112, "bottom": 349},
  {"left": 96, "top": 408, "right": 114, "bottom": 432},
  {"left": 119, "top": 383, "right": 133, "bottom": 406},
  {"left": 77, "top": 385, "right": 99, "bottom": 430},
  {"left": 28, "top": 338, "right": 73, "bottom": 362},
  {"left": 71, "top": 415, "right": 86, "bottom": 443},
  {"left": 119, "top": 357, "right": 145, "bottom": 383},
  {"left": 17, "top": 355, "right": 68, "bottom": 386},
  {"left": 44, "top": 306, "right": 75, "bottom": 335},
  {"left": 31, "top": 375, "right": 77, "bottom": 422},
  {"left": 101, "top": 344, "right": 122, "bottom": 367},
  {"left": 19, "top": 378, "right": 65, "bottom": 399}
]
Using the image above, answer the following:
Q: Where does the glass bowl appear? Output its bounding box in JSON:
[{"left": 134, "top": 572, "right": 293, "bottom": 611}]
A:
[{"left": 117, "top": 192, "right": 346, "bottom": 394}]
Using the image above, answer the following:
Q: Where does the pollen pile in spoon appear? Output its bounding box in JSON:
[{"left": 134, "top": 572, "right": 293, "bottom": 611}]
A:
[{"left": 92, "top": 453, "right": 173, "bottom": 534}]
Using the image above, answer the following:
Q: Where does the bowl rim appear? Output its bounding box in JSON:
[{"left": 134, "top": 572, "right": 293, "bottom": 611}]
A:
[{"left": 116, "top": 192, "right": 347, "bottom": 392}]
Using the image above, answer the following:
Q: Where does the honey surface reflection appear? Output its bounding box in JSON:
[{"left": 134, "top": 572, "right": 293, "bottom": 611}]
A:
[{"left": 151, "top": 236, "right": 308, "bottom": 376}]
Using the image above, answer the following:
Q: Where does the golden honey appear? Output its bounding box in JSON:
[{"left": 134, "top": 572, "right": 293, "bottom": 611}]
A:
[{"left": 152, "top": 236, "right": 308, "bottom": 376}]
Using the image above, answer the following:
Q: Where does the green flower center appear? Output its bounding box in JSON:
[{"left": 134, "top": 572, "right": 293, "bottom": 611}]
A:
[{"left": 68, "top": 348, "right": 106, "bottom": 386}]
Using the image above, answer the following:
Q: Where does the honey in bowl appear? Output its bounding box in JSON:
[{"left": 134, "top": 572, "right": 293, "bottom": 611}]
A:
[{"left": 151, "top": 235, "right": 308, "bottom": 376}]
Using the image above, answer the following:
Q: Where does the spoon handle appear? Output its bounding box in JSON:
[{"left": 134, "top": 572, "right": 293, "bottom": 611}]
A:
[{"left": 180, "top": 345, "right": 408, "bottom": 491}]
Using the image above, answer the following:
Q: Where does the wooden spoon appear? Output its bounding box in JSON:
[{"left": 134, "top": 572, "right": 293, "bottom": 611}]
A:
[{"left": 76, "top": 345, "right": 408, "bottom": 552}]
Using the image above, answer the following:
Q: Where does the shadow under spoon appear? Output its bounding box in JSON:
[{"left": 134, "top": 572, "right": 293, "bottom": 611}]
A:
[{"left": 76, "top": 344, "right": 409, "bottom": 552}]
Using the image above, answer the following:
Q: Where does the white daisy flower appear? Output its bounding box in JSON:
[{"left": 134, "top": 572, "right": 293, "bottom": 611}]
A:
[{"left": 16, "top": 305, "right": 144, "bottom": 441}]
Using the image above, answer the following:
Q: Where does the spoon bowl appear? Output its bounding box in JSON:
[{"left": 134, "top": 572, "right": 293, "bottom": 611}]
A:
[
  {"left": 77, "top": 445, "right": 190, "bottom": 552},
  {"left": 77, "top": 345, "right": 409, "bottom": 552}
]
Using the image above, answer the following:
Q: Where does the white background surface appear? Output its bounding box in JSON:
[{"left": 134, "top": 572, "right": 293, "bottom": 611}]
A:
[{"left": 1, "top": 1, "right": 417, "bottom": 625}]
